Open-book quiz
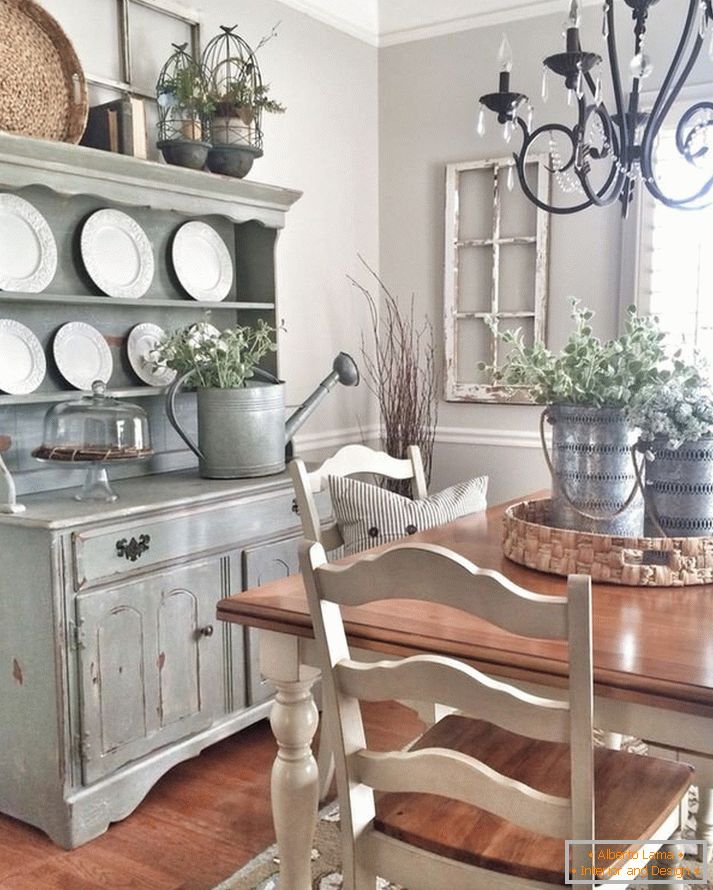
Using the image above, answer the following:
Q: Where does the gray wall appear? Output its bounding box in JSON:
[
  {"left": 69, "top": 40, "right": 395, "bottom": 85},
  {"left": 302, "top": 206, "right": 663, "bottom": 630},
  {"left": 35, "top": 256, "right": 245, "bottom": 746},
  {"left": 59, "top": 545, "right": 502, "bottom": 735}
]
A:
[
  {"left": 38, "top": 0, "right": 380, "bottom": 448},
  {"left": 379, "top": 2, "right": 713, "bottom": 503}
]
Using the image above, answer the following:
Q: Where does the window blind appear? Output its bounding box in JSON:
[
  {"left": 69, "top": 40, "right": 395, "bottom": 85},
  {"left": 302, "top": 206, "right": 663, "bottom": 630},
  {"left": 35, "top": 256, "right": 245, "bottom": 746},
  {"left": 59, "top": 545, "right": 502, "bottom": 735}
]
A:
[{"left": 638, "top": 127, "right": 713, "bottom": 360}]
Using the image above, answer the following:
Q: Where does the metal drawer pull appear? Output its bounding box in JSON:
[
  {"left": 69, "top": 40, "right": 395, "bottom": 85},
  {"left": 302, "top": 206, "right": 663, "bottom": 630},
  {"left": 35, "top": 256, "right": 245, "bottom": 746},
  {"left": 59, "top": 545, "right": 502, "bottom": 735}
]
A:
[
  {"left": 115, "top": 534, "right": 151, "bottom": 562},
  {"left": 200, "top": 624, "right": 214, "bottom": 637}
]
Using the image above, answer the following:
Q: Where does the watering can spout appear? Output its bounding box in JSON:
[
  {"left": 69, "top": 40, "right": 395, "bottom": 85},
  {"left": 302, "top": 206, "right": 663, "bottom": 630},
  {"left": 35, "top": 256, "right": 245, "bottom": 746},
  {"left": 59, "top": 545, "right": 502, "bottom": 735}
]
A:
[{"left": 284, "top": 352, "right": 360, "bottom": 444}]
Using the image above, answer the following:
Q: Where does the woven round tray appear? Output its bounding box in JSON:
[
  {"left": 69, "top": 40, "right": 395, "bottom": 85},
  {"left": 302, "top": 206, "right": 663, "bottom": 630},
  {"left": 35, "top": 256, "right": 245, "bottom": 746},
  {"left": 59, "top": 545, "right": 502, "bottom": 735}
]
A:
[
  {"left": 503, "top": 498, "right": 713, "bottom": 587},
  {"left": 0, "top": 0, "right": 87, "bottom": 143}
]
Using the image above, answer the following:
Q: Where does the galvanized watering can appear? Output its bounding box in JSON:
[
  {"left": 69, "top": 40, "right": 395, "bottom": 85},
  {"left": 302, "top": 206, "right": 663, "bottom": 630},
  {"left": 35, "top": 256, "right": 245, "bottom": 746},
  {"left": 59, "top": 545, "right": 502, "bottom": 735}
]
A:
[{"left": 166, "top": 352, "right": 359, "bottom": 478}]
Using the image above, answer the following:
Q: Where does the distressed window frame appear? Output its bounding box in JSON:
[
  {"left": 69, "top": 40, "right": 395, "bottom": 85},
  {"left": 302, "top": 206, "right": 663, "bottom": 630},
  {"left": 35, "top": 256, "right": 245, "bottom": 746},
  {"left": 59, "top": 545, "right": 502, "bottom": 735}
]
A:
[
  {"left": 443, "top": 157, "right": 550, "bottom": 404},
  {"left": 86, "top": 0, "right": 201, "bottom": 100}
]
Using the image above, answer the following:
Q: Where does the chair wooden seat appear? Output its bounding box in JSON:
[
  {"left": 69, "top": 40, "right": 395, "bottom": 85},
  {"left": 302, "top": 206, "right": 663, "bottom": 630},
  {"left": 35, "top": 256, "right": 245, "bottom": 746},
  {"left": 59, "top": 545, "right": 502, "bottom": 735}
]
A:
[{"left": 374, "top": 715, "right": 694, "bottom": 886}]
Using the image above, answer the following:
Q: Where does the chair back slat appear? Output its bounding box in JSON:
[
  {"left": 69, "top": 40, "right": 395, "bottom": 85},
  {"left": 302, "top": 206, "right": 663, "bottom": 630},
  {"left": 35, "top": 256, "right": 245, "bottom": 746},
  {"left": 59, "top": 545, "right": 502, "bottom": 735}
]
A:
[
  {"left": 352, "top": 748, "right": 572, "bottom": 839},
  {"left": 316, "top": 543, "right": 569, "bottom": 640},
  {"left": 306, "top": 444, "right": 426, "bottom": 495},
  {"left": 289, "top": 444, "right": 428, "bottom": 552},
  {"left": 336, "top": 656, "right": 570, "bottom": 744}
]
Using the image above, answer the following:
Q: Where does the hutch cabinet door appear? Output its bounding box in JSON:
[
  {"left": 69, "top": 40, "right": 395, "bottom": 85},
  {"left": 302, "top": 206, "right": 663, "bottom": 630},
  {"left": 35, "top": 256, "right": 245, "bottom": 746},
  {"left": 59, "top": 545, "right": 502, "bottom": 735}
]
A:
[
  {"left": 242, "top": 536, "right": 300, "bottom": 704},
  {"left": 75, "top": 557, "right": 225, "bottom": 784}
]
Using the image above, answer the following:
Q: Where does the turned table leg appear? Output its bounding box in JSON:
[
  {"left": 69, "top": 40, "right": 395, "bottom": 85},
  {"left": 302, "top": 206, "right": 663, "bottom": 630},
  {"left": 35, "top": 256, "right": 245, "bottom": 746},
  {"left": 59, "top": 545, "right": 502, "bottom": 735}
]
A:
[
  {"left": 261, "top": 631, "right": 321, "bottom": 890},
  {"left": 697, "top": 786, "right": 713, "bottom": 852}
]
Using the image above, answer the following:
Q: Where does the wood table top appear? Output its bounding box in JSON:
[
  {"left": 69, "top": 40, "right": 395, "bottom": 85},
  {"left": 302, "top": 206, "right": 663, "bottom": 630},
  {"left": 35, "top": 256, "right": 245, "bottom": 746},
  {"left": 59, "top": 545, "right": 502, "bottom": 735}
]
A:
[{"left": 217, "top": 493, "right": 713, "bottom": 717}]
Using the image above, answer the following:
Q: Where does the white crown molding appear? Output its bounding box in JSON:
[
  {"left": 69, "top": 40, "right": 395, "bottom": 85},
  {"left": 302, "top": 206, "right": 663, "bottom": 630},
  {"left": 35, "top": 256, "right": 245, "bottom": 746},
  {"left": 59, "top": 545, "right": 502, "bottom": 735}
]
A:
[
  {"left": 294, "top": 424, "right": 542, "bottom": 453},
  {"left": 276, "top": 0, "right": 380, "bottom": 46},
  {"left": 378, "top": 0, "right": 573, "bottom": 46},
  {"left": 278, "top": 0, "right": 601, "bottom": 47}
]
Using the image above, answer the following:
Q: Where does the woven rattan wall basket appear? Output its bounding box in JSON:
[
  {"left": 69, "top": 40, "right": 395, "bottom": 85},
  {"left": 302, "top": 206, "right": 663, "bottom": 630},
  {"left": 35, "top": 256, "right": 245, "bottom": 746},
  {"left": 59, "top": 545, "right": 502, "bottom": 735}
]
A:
[
  {"left": 503, "top": 498, "right": 713, "bottom": 587},
  {"left": 0, "top": 0, "right": 87, "bottom": 144}
]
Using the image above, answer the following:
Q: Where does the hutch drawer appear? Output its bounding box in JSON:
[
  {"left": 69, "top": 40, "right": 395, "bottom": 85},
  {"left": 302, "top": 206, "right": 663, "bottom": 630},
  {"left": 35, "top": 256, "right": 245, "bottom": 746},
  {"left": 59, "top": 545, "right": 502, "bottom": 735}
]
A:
[{"left": 71, "top": 491, "right": 300, "bottom": 590}]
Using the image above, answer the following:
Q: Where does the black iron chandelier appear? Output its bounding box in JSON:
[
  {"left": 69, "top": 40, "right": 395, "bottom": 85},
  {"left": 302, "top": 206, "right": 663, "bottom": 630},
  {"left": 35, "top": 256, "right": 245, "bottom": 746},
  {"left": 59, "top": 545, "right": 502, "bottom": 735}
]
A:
[{"left": 478, "top": 0, "right": 713, "bottom": 214}]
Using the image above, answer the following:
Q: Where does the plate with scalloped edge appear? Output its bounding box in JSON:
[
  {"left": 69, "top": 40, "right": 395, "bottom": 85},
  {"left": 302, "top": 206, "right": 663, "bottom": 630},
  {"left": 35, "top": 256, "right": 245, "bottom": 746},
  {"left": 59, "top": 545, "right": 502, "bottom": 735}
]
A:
[
  {"left": 172, "top": 220, "right": 233, "bottom": 302},
  {"left": 81, "top": 208, "right": 154, "bottom": 299},
  {"left": 54, "top": 322, "right": 112, "bottom": 391},
  {"left": 0, "top": 319, "right": 46, "bottom": 394},
  {"left": 127, "top": 323, "right": 176, "bottom": 386},
  {"left": 0, "top": 194, "right": 57, "bottom": 293}
]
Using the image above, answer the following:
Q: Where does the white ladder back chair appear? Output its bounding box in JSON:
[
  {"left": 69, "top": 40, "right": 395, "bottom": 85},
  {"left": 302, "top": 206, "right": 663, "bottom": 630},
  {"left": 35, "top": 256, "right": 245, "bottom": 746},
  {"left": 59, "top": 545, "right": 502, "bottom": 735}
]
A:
[
  {"left": 300, "top": 541, "right": 693, "bottom": 890},
  {"left": 289, "top": 443, "right": 427, "bottom": 552}
]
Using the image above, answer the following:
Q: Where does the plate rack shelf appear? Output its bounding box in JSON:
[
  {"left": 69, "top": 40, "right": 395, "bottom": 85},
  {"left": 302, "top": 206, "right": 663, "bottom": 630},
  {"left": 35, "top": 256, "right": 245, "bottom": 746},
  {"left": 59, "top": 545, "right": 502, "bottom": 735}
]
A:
[
  {"left": 0, "top": 132, "right": 301, "bottom": 493},
  {"left": 0, "top": 293, "right": 276, "bottom": 311}
]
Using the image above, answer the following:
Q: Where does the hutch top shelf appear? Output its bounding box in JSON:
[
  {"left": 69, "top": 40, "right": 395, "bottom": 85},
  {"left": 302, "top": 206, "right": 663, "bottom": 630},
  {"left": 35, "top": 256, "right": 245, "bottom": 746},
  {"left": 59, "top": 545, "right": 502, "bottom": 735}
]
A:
[{"left": 0, "top": 132, "right": 301, "bottom": 227}]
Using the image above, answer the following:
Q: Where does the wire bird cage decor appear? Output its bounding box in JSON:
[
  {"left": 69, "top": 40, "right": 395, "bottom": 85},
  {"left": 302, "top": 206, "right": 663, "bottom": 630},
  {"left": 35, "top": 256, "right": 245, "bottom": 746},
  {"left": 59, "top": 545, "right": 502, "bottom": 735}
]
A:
[
  {"left": 202, "top": 24, "right": 285, "bottom": 155},
  {"left": 202, "top": 25, "right": 265, "bottom": 150},
  {"left": 155, "top": 42, "right": 211, "bottom": 169}
]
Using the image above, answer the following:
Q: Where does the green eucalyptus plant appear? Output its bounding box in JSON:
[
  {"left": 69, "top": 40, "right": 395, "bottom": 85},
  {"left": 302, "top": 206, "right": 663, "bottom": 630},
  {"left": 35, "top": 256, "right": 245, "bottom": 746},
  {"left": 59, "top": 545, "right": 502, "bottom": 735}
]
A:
[
  {"left": 152, "top": 319, "right": 276, "bottom": 389},
  {"left": 483, "top": 299, "right": 667, "bottom": 408}
]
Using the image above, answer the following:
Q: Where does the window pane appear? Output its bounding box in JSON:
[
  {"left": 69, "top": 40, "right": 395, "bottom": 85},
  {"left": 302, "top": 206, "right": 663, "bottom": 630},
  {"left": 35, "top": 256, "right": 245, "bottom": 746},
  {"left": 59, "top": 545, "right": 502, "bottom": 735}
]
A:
[
  {"left": 500, "top": 166, "right": 537, "bottom": 237},
  {"left": 458, "top": 168, "right": 492, "bottom": 241},
  {"left": 42, "top": 0, "right": 123, "bottom": 82},
  {"left": 457, "top": 246, "right": 492, "bottom": 312},
  {"left": 129, "top": 2, "right": 194, "bottom": 96},
  {"left": 456, "top": 319, "right": 491, "bottom": 384},
  {"left": 499, "top": 243, "right": 536, "bottom": 313}
]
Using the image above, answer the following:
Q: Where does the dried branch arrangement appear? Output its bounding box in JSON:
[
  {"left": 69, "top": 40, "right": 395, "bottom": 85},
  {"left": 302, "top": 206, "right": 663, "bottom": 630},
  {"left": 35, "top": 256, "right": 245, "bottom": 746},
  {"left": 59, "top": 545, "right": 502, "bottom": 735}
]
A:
[{"left": 349, "top": 257, "right": 438, "bottom": 495}]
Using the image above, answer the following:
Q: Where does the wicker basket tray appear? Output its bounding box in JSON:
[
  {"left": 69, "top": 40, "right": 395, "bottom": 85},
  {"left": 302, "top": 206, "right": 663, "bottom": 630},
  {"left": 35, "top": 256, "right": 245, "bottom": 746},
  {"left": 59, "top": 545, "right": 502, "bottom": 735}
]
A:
[
  {"left": 0, "top": 0, "right": 87, "bottom": 143},
  {"left": 503, "top": 498, "right": 713, "bottom": 587}
]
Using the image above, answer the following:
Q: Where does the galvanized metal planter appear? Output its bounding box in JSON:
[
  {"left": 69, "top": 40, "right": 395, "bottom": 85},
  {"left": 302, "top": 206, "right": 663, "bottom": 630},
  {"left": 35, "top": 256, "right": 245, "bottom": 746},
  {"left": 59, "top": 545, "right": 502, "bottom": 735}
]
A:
[
  {"left": 544, "top": 405, "right": 644, "bottom": 536},
  {"left": 643, "top": 437, "right": 713, "bottom": 537},
  {"left": 168, "top": 380, "right": 287, "bottom": 478}
]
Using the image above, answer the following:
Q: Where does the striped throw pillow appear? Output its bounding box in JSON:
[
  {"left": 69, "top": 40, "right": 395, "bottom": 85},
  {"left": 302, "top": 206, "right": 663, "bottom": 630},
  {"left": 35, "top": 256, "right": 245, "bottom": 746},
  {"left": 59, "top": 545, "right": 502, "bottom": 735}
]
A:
[{"left": 328, "top": 474, "right": 488, "bottom": 556}]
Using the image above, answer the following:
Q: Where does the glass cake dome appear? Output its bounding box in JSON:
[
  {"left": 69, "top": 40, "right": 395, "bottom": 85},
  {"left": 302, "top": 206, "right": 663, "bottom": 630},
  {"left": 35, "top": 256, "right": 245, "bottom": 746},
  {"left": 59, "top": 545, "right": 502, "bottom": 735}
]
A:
[{"left": 32, "top": 381, "right": 153, "bottom": 501}]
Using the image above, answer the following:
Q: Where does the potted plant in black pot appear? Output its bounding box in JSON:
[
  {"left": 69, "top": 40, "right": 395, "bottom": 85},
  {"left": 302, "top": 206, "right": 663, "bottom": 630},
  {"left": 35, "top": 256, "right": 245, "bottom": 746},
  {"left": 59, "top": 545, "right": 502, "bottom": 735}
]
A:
[
  {"left": 156, "top": 43, "right": 214, "bottom": 169},
  {"left": 485, "top": 300, "right": 667, "bottom": 536},
  {"left": 202, "top": 25, "right": 285, "bottom": 179}
]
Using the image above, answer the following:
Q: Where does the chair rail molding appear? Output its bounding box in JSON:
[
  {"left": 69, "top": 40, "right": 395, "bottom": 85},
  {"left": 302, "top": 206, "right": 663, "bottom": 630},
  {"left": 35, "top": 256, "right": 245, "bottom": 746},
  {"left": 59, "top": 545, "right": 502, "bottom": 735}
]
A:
[{"left": 294, "top": 424, "right": 542, "bottom": 453}]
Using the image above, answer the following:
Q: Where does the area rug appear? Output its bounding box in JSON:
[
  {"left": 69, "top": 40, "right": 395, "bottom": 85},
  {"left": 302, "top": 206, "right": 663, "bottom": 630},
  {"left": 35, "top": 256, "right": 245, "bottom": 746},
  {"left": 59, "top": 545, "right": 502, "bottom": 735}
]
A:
[
  {"left": 214, "top": 739, "right": 711, "bottom": 890},
  {"left": 212, "top": 803, "right": 403, "bottom": 890}
]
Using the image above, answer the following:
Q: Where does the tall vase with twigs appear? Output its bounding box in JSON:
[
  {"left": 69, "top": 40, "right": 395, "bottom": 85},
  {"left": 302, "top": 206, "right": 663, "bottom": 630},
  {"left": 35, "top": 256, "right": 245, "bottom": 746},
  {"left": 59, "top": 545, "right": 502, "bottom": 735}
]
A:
[{"left": 349, "top": 257, "right": 438, "bottom": 496}]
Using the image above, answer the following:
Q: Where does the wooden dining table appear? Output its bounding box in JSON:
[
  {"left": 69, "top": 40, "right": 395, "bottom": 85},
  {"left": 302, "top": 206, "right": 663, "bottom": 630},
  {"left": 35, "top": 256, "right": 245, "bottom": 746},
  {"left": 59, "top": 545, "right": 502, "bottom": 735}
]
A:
[{"left": 217, "top": 494, "right": 713, "bottom": 890}]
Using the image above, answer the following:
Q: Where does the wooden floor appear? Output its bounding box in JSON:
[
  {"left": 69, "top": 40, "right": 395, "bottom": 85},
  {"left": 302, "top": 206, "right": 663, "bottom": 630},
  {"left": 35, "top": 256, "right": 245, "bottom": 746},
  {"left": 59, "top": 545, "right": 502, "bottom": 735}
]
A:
[{"left": 0, "top": 702, "right": 422, "bottom": 890}]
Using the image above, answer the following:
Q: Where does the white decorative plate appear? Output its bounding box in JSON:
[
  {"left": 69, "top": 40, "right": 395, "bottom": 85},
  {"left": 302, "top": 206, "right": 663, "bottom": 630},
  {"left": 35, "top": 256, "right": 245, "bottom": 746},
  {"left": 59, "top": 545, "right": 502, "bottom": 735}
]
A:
[
  {"left": 172, "top": 221, "right": 233, "bottom": 302},
  {"left": 81, "top": 209, "right": 154, "bottom": 299},
  {"left": 54, "top": 322, "right": 113, "bottom": 390},
  {"left": 0, "top": 194, "right": 57, "bottom": 293},
  {"left": 127, "top": 323, "right": 176, "bottom": 387},
  {"left": 0, "top": 319, "right": 46, "bottom": 394}
]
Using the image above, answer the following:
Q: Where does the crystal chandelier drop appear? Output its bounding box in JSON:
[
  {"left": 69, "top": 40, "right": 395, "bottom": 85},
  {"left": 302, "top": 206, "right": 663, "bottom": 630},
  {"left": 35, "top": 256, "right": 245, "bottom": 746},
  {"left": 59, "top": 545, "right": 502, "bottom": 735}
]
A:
[{"left": 477, "top": 0, "right": 713, "bottom": 214}]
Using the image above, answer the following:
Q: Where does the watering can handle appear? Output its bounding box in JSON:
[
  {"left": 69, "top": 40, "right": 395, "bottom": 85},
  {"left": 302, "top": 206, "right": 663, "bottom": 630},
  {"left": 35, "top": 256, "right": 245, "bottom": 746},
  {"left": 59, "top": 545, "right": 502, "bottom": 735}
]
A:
[
  {"left": 166, "top": 370, "right": 204, "bottom": 461},
  {"left": 539, "top": 408, "right": 644, "bottom": 522}
]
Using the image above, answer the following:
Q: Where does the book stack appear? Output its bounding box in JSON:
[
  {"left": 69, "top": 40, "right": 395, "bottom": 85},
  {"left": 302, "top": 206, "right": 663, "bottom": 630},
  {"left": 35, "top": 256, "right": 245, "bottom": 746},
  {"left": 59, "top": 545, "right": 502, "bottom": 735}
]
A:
[{"left": 81, "top": 97, "right": 148, "bottom": 159}]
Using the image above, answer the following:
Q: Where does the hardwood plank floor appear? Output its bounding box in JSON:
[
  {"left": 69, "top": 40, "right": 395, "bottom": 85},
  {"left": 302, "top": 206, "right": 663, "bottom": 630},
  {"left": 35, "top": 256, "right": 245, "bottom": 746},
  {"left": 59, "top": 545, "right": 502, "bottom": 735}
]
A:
[{"left": 0, "top": 702, "right": 423, "bottom": 890}]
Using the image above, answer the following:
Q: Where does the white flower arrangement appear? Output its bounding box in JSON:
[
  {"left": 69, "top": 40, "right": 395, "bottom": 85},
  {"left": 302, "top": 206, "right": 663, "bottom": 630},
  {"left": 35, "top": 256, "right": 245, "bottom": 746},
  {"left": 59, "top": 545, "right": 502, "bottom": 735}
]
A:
[
  {"left": 151, "top": 319, "right": 276, "bottom": 389},
  {"left": 630, "top": 364, "right": 713, "bottom": 449}
]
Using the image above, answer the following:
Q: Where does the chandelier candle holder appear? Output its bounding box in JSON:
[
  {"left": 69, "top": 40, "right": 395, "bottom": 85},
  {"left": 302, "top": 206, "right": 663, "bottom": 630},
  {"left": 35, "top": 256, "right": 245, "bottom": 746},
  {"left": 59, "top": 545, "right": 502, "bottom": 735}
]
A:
[
  {"left": 478, "top": 0, "right": 713, "bottom": 214},
  {"left": 156, "top": 43, "right": 212, "bottom": 170}
]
